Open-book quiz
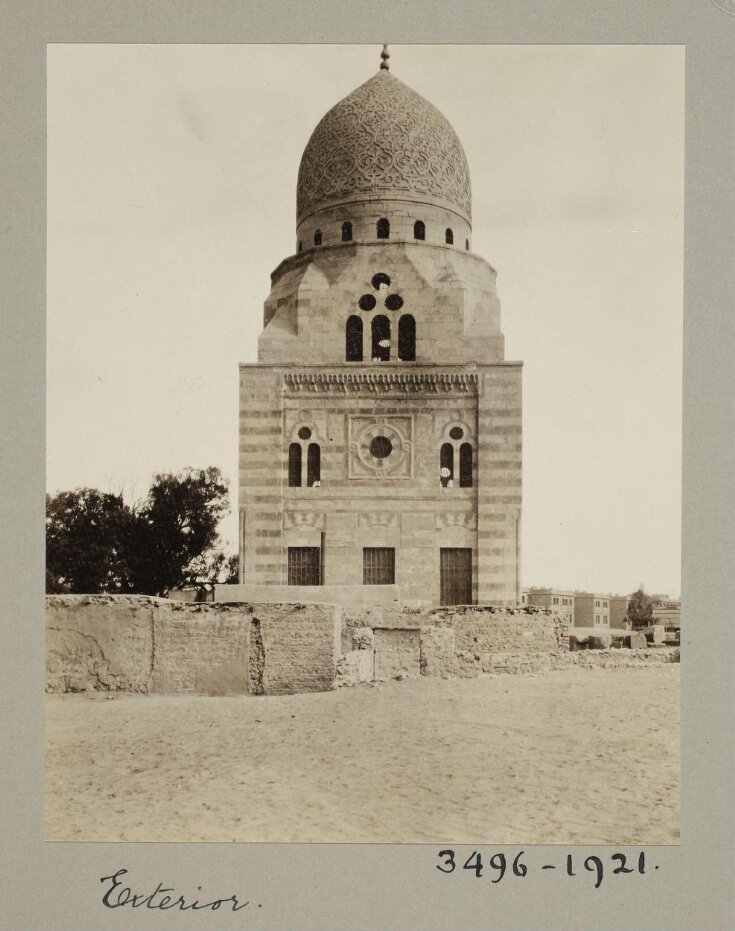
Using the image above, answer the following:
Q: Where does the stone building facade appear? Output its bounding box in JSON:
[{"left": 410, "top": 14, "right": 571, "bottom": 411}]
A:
[
  {"left": 523, "top": 588, "right": 576, "bottom": 616},
  {"left": 608, "top": 595, "right": 631, "bottom": 629},
  {"left": 234, "top": 56, "right": 522, "bottom": 607},
  {"left": 573, "top": 593, "right": 611, "bottom": 628}
]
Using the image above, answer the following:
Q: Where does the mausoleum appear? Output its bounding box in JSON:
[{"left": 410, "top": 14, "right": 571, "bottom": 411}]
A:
[{"left": 225, "top": 48, "right": 522, "bottom": 607}]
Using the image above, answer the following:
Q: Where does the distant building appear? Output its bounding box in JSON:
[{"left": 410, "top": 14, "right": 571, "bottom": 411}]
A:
[
  {"left": 524, "top": 587, "right": 575, "bottom": 616},
  {"left": 652, "top": 598, "right": 681, "bottom": 628},
  {"left": 574, "top": 593, "right": 610, "bottom": 628},
  {"left": 609, "top": 595, "right": 630, "bottom": 629}
]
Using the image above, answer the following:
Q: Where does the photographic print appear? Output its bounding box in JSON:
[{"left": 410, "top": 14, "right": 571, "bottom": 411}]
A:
[{"left": 45, "top": 43, "right": 684, "bottom": 845}]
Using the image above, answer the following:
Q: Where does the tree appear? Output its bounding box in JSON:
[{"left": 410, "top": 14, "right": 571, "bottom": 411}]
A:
[
  {"left": 46, "top": 489, "right": 136, "bottom": 594},
  {"left": 127, "top": 466, "right": 231, "bottom": 596},
  {"left": 627, "top": 585, "right": 654, "bottom": 630},
  {"left": 183, "top": 551, "right": 240, "bottom": 595},
  {"left": 46, "top": 467, "right": 236, "bottom": 597}
]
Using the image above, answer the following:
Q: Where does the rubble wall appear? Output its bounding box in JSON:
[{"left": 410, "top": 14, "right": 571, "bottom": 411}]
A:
[
  {"left": 337, "top": 606, "right": 569, "bottom": 684},
  {"left": 45, "top": 596, "right": 340, "bottom": 695}
]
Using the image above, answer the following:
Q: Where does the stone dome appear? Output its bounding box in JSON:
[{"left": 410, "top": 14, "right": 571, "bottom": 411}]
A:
[{"left": 297, "top": 70, "right": 472, "bottom": 225}]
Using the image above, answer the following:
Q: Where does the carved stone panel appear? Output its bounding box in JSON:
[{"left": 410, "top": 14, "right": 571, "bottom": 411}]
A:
[
  {"left": 284, "top": 510, "right": 326, "bottom": 531},
  {"left": 436, "top": 511, "right": 477, "bottom": 531},
  {"left": 347, "top": 414, "right": 413, "bottom": 480},
  {"left": 357, "top": 512, "right": 401, "bottom": 531}
]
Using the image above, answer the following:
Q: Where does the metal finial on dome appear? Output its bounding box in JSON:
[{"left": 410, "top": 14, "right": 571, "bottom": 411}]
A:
[{"left": 380, "top": 44, "right": 390, "bottom": 70}]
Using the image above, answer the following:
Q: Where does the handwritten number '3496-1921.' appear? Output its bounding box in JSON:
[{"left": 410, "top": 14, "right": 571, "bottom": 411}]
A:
[{"left": 436, "top": 851, "right": 650, "bottom": 888}]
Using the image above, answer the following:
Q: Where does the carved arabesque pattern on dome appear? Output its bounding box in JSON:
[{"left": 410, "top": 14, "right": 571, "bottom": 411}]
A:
[{"left": 297, "top": 72, "right": 471, "bottom": 222}]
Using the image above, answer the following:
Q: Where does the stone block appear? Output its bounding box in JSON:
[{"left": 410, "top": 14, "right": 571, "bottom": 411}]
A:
[
  {"left": 336, "top": 649, "right": 375, "bottom": 685},
  {"left": 255, "top": 603, "right": 342, "bottom": 694},
  {"left": 420, "top": 626, "right": 457, "bottom": 676},
  {"left": 374, "top": 628, "right": 420, "bottom": 679},
  {"left": 148, "top": 608, "right": 251, "bottom": 695},
  {"left": 351, "top": 627, "right": 374, "bottom": 650},
  {"left": 45, "top": 595, "right": 154, "bottom": 693},
  {"left": 589, "top": 633, "right": 613, "bottom": 650},
  {"left": 623, "top": 632, "right": 647, "bottom": 650}
]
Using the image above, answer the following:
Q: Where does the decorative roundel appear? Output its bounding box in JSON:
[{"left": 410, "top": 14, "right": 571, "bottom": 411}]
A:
[
  {"left": 449, "top": 426, "right": 464, "bottom": 440},
  {"left": 371, "top": 272, "right": 391, "bottom": 290},
  {"left": 369, "top": 435, "right": 393, "bottom": 459},
  {"left": 297, "top": 426, "right": 312, "bottom": 440},
  {"left": 385, "top": 294, "right": 403, "bottom": 311},
  {"left": 358, "top": 294, "right": 377, "bottom": 311}
]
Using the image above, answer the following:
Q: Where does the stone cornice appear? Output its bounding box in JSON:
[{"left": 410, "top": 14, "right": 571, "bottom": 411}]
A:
[{"left": 282, "top": 370, "right": 479, "bottom": 395}]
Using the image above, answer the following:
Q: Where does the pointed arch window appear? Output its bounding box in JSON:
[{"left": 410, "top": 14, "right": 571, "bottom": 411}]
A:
[
  {"left": 413, "top": 220, "right": 425, "bottom": 240},
  {"left": 346, "top": 315, "right": 363, "bottom": 361},
  {"left": 377, "top": 218, "right": 390, "bottom": 239},
  {"left": 314, "top": 229, "right": 322, "bottom": 246},
  {"left": 440, "top": 443, "right": 454, "bottom": 487},
  {"left": 397, "top": 314, "right": 416, "bottom": 361},
  {"left": 288, "top": 443, "right": 302, "bottom": 487},
  {"left": 459, "top": 443, "right": 473, "bottom": 487},
  {"left": 307, "top": 443, "right": 321, "bottom": 487},
  {"left": 341, "top": 221, "right": 353, "bottom": 242},
  {"left": 445, "top": 227, "right": 454, "bottom": 245},
  {"left": 372, "top": 315, "right": 391, "bottom": 361}
]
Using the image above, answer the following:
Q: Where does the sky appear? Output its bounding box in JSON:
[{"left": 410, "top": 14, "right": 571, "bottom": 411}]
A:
[{"left": 47, "top": 44, "right": 684, "bottom": 596}]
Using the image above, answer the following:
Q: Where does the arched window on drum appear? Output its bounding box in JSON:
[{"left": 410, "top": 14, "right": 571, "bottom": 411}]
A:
[
  {"left": 346, "top": 315, "right": 363, "bottom": 362},
  {"left": 397, "top": 314, "right": 416, "bottom": 361},
  {"left": 372, "top": 315, "right": 391, "bottom": 361}
]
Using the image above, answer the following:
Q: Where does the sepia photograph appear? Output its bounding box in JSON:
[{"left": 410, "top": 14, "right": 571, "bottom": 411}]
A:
[{"left": 44, "top": 43, "right": 684, "bottom": 845}]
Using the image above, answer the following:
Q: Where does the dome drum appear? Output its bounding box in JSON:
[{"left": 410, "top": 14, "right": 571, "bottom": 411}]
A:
[{"left": 296, "top": 199, "right": 471, "bottom": 254}]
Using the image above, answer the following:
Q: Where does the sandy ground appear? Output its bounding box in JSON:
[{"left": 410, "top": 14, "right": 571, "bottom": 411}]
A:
[{"left": 45, "top": 666, "right": 679, "bottom": 844}]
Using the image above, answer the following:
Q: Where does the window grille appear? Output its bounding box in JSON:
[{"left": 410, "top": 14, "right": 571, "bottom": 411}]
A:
[
  {"left": 440, "top": 548, "right": 472, "bottom": 605},
  {"left": 288, "top": 547, "right": 321, "bottom": 585},
  {"left": 363, "top": 548, "right": 395, "bottom": 585}
]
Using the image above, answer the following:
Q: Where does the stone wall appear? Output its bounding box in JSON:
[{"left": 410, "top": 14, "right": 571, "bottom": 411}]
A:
[
  {"left": 46, "top": 596, "right": 340, "bottom": 696},
  {"left": 254, "top": 603, "right": 342, "bottom": 695},
  {"left": 47, "top": 596, "right": 677, "bottom": 696},
  {"left": 46, "top": 595, "right": 156, "bottom": 693},
  {"left": 337, "top": 605, "right": 570, "bottom": 684}
]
